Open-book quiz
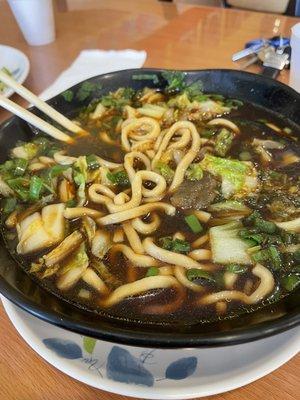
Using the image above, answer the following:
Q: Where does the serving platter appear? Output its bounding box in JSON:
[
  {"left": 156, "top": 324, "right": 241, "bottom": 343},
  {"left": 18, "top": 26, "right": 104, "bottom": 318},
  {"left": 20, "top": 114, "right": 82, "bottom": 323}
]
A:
[
  {"left": 0, "top": 69, "right": 300, "bottom": 347},
  {"left": 2, "top": 296, "right": 299, "bottom": 399}
]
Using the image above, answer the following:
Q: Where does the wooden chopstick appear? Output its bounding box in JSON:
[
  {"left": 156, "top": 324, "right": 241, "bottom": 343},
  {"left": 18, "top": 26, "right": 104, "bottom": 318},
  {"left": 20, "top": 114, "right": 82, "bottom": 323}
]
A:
[
  {"left": 0, "top": 70, "right": 85, "bottom": 135},
  {"left": 0, "top": 93, "right": 74, "bottom": 144}
]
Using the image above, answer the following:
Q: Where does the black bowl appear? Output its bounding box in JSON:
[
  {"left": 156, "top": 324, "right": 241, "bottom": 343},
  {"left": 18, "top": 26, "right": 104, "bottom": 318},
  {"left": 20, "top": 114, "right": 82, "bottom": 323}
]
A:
[{"left": 1, "top": 69, "right": 300, "bottom": 348}]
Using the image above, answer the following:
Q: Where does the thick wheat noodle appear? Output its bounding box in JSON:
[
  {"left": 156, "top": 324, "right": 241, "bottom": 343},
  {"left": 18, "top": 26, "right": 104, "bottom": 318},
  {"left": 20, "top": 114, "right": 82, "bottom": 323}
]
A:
[
  {"left": 143, "top": 284, "right": 186, "bottom": 314},
  {"left": 107, "top": 171, "right": 166, "bottom": 213},
  {"left": 189, "top": 249, "right": 212, "bottom": 261},
  {"left": 121, "top": 117, "right": 160, "bottom": 151},
  {"left": 131, "top": 212, "right": 160, "bottom": 234},
  {"left": 174, "top": 266, "right": 205, "bottom": 292},
  {"left": 88, "top": 184, "right": 115, "bottom": 206},
  {"left": 168, "top": 128, "right": 191, "bottom": 149},
  {"left": 97, "top": 202, "right": 175, "bottom": 225},
  {"left": 192, "top": 234, "right": 209, "bottom": 248},
  {"left": 207, "top": 118, "right": 240, "bottom": 134},
  {"left": 159, "top": 266, "right": 174, "bottom": 276},
  {"left": 142, "top": 194, "right": 165, "bottom": 203},
  {"left": 64, "top": 207, "right": 104, "bottom": 219},
  {"left": 95, "top": 155, "right": 122, "bottom": 169},
  {"left": 224, "top": 272, "right": 238, "bottom": 289},
  {"left": 82, "top": 268, "right": 109, "bottom": 294},
  {"left": 124, "top": 151, "right": 151, "bottom": 181},
  {"left": 131, "top": 139, "right": 154, "bottom": 152},
  {"left": 198, "top": 264, "right": 274, "bottom": 305},
  {"left": 122, "top": 221, "right": 144, "bottom": 254},
  {"left": 110, "top": 244, "right": 160, "bottom": 267},
  {"left": 100, "top": 275, "right": 178, "bottom": 307},
  {"left": 152, "top": 121, "right": 201, "bottom": 193},
  {"left": 114, "top": 192, "right": 130, "bottom": 205},
  {"left": 143, "top": 237, "right": 205, "bottom": 269}
]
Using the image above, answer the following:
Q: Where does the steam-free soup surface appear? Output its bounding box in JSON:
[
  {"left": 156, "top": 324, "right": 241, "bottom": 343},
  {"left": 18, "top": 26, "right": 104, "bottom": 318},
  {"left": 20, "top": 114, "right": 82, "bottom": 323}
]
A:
[{"left": 1, "top": 74, "right": 300, "bottom": 325}]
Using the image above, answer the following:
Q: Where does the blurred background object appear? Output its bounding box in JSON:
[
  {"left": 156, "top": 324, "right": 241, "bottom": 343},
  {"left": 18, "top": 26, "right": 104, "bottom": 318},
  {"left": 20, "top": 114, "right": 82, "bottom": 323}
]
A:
[
  {"left": 164, "top": 0, "right": 300, "bottom": 16},
  {"left": 225, "top": 0, "right": 290, "bottom": 14},
  {"left": 290, "top": 22, "right": 300, "bottom": 91},
  {"left": 7, "top": 0, "right": 55, "bottom": 46}
]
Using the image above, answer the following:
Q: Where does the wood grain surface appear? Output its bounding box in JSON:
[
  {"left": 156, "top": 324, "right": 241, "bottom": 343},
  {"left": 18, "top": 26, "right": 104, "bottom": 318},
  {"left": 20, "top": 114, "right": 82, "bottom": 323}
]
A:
[{"left": 0, "top": 1, "right": 299, "bottom": 399}]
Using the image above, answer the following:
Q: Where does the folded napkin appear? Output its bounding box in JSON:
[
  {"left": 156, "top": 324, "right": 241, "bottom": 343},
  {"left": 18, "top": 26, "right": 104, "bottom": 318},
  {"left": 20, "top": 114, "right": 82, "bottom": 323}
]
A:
[{"left": 40, "top": 49, "right": 147, "bottom": 100}]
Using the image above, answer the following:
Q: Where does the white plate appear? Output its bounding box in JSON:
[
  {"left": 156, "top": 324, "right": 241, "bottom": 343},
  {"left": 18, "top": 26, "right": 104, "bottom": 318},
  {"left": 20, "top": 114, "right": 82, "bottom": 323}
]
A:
[
  {"left": 2, "top": 297, "right": 299, "bottom": 399},
  {"left": 0, "top": 44, "right": 30, "bottom": 98}
]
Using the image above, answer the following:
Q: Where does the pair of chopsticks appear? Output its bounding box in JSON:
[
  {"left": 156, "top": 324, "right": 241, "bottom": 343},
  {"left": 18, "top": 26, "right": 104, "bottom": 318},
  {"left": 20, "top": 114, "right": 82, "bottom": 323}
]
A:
[{"left": 0, "top": 70, "right": 86, "bottom": 144}]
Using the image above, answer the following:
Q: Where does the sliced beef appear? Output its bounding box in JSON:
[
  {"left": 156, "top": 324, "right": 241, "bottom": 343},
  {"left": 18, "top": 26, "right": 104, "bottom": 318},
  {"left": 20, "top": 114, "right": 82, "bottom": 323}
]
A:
[{"left": 170, "top": 172, "right": 219, "bottom": 210}]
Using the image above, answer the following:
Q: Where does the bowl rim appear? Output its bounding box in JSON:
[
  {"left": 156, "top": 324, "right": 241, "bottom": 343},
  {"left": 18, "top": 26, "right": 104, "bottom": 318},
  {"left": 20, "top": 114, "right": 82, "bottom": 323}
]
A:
[{"left": 0, "top": 67, "right": 300, "bottom": 348}]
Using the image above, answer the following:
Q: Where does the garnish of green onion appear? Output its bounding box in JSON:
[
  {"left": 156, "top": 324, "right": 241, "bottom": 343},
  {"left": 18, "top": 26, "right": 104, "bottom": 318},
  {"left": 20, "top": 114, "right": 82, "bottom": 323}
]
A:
[
  {"left": 225, "top": 264, "right": 248, "bottom": 274},
  {"left": 29, "top": 175, "right": 43, "bottom": 201},
  {"left": 65, "top": 198, "right": 77, "bottom": 208},
  {"left": 186, "top": 269, "right": 214, "bottom": 282},
  {"left": 159, "top": 237, "right": 190, "bottom": 253},
  {"left": 14, "top": 158, "right": 28, "bottom": 176},
  {"left": 86, "top": 154, "right": 100, "bottom": 170},
  {"left": 184, "top": 214, "right": 203, "bottom": 234},
  {"left": 146, "top": 267, "right": 159, "bottom": 277},
  {"left": 2, "top": 197, "right": 17, "bottom": 214},
  {"left": 281, "top": 274, "right": 300, "bottom": 292}
]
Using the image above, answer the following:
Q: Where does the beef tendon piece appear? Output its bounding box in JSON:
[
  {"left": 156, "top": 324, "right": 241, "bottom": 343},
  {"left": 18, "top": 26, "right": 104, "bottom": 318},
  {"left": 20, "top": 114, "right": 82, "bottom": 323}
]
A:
[{"left": 170, "top": 172, "right": 219, "bottom": 210}]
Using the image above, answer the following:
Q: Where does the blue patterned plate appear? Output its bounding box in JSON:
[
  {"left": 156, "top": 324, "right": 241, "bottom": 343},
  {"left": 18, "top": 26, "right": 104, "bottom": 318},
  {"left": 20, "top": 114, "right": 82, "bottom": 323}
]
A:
[{"left": 2, "top": 297, "right": 299, "bottom": 399}]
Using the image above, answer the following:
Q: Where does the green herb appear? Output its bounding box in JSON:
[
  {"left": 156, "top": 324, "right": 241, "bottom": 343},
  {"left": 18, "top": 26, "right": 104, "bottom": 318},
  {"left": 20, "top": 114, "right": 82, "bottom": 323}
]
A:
[
  {"left": 107, "top": 170, "right": 129, "bottom": 186},
  {"left": 215, "top": 128, "right": 234, "bottom": 157},
  {"left": 61, "top": 89, "right": 74, "bottom": 102},
  {"left": 146, "top": 267, "right": 159, "bottom": 277},
  {"left": 162, "top": 71, "right": 186, "bottom": 93},
  {"left": 251, "top": 245, "right": 282, "bottom": 270},
  {"left": 281, "top": 274, "right": 300, "bottom": 291},
  {"left": 6, "top": 177, "right": 29, "bottom": 201},
  {"left": 86, "top": 154, "right": 100, "bottom": 170},
  {"left": 268, "top": 245, "right": 282, "bottom": 270},
  {"left": 184, "top": 215, "right": 203, "bottom": 234},
  {"left": 76, "top": 82, "right": 100, "bottom": 101},
  {"left": 224, "top": 99, "right": 243, "bottom": 109},
  {"left": 101, "top": 88, "right": 134, "bottom": 110},
  {"left": 155, "top": 162, "right": 174, "bottom": 182},
  {"left": 29, "top": 175, "right": 44, "bottom": 201},
  {"left": 201, "top": 127, "right": 217, "bottom": 138},
  {"left": 186, "top": 163, "right": 203, "bottom": 181},
  {"left": 2, "top": 197, "right": 17, "bottom": 214},
  {"left": 254, "top": 218, "right": 276, "bottom": 234},
  {"left": 226, "top": 264, "right": 248, "bottom": 274},
  {"left": 186, "top": 269, "right": 214, "bottom": 282},
  {"left": 14, "top": 158, "right": 28, "bottom": 176},
  {"left": 49, "top": 164, "right": 69, "bottom": 178},
  {"left": 239, "top": 229, "right": 265, "bottom": 244},
  {"left": 159, "top": 237, "right": 190, "bottom": 254},
  {"left": 132, "top": 74, "right": 159, "bottom": 84},
  {"left": 66, "top": 198, "right": 77, "bottom": 208},
  {"left": 294, "top": 249, "right": 300, "bottom": 262}
]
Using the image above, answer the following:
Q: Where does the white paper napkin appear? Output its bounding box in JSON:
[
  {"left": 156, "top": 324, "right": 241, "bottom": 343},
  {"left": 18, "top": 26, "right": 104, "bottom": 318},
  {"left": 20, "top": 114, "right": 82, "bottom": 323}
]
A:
[{"left": 40, "top": 49, "right": 147, "bottom": 101}]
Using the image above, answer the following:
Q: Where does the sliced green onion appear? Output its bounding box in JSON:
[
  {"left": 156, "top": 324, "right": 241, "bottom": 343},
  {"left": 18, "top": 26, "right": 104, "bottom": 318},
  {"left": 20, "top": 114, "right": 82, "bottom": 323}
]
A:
[
  {"left": 268, "top": 245, "right": 282, "bottom": 270},
  {"left": 6, "top": 177, "right": 29, "bottom": 201},
  {"left": 254, "top": 218, "right": 276, "bottom": 234},
  {"left": 107, "top": 170, "right": 129, "bottom": 186},
  {"left": 29, "top": 175, "right": 43, "bottom": 201},
  {"left": 159, "top": 237, "right": 190, "bottom": 254},
  {"left": 66, "top": 198, "right": 77, "bottom": 208},
  {"left": 186, "top": 269, "right": 214, "bottom": 282},
  {"left": 225, "top": 264, "right": 248, "bottom": 274},
  {"left": 184, "top": 214, "right": 203, "bottom": 234},
  {"left": 14, "top": 158, "right": 28, "bottom": 176},
  {"left": 2, "top": 197, "right": 17, "bottom": 214},
  {"left": 49, "top": 164, "right": 69, "bottom": 178},
  {"left": 146, "top": 267, "right": 159, "bottom": 277},
  {"left": 281, "top": 274, "right": 300, "bottom": 291},
  {"left": 86, "top": 154, "right": 100, "bottom": 170},
  {"left": 132, "top": 74, "right": 159, "bottom": 84}
]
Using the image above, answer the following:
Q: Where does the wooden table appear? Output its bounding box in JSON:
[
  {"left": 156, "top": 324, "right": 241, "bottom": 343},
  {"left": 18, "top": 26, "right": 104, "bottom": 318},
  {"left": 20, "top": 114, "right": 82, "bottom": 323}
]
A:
[{"left": 0, "top": 1, "right": 299, "bottom": 399}]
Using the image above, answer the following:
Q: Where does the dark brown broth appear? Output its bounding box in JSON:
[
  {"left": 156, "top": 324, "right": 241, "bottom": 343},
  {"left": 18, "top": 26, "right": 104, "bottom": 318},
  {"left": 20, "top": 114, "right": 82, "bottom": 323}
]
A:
[{"left": 2, "top": 101, "right": 300, "bottom": 325}]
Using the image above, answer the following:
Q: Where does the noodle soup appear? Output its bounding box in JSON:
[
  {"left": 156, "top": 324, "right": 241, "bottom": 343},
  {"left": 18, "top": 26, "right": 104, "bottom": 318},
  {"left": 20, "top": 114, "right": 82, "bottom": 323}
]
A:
[{"left": 1, "top": 72, "right": 300, "bottom": 324}]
